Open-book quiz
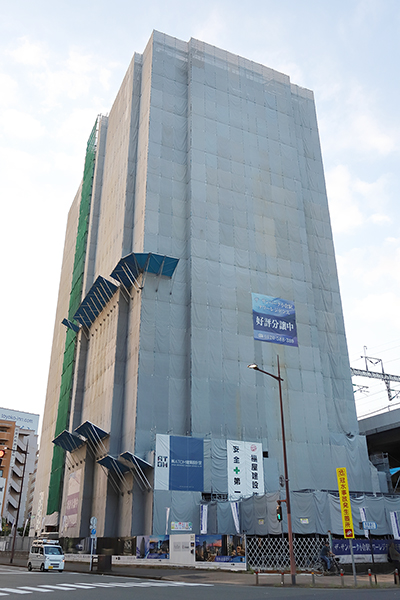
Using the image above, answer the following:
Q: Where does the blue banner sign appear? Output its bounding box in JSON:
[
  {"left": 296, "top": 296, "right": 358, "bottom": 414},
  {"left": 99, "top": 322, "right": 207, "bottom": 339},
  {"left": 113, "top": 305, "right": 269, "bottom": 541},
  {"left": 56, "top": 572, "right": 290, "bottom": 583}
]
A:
[
  {"left": 332, "top": 539, "right": 395, "bottom": 563},
  {"left": 155, "top": 434, "right": 204, "bottom": 492},
  {"left": 252, "top": 294, "right": 298, "bottom": 347},
  {"left": 170, "top": 435, "right": 203, "bottom": 491}
]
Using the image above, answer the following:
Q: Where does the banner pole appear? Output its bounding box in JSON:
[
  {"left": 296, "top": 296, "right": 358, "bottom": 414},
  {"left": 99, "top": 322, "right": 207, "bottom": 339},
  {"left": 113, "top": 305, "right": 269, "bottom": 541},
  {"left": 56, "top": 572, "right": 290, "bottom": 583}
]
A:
[{"left": 349, "top": 539, "right": 357, "bottom": 587}]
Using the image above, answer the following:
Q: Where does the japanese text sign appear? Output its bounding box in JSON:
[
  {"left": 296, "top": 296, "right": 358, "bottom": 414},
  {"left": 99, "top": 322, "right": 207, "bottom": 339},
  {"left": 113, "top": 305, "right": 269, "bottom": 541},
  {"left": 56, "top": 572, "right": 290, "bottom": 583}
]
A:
[
  {"left": 252, "top": 294, "right": 298, "bottom": 347},
  {"left": 336, "top": 467, "right": 354, "bottom": 539},
  {"left": 227, "top": 440, "right": 264, "bottom": 500}
]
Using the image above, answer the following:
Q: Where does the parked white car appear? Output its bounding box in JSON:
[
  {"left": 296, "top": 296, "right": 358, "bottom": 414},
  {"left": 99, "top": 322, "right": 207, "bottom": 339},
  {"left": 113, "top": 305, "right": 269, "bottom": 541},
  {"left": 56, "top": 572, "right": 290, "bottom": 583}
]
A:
[{"left": 27, "top": 539, "right": 65, "bottom": 572}]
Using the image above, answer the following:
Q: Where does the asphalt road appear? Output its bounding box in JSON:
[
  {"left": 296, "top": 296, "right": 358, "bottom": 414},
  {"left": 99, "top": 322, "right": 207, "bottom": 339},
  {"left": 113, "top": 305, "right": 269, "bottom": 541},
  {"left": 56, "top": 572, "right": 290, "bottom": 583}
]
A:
[{"left": 0, "top": 566, "right": 400, "bottom": 600}]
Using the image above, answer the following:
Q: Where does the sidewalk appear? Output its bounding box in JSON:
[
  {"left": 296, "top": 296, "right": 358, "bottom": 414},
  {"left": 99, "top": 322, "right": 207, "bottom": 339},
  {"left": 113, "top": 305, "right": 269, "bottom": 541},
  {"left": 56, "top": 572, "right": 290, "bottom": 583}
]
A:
[{"left": 2, "top": 555, "right": 400, "bottom": 589}]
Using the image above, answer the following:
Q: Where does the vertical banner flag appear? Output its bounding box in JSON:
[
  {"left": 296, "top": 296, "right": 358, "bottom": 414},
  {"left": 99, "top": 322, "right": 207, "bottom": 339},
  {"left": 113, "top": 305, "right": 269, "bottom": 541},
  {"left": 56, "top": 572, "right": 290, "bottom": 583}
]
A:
[
  {"left": 231, "top": 502, "right": 240, "bottom": 534},
  {"left": 165, "top": 507, "right": 170, "bottom": 535},
  {"left": 359, "top": 507, "right": 369, "bottom": 539},
  {"left": 64, "top": 470, "right": 82, "bottom": 530},
  {"left": 227, "top": 440, "right": 264, "bottom": 500},
  {"left": 252, "top": 293, "right": 297, "bottom": 347},
  {"left": 200, "top": 505, "right": 208, "bottom": 535},
  {"left": 390, "top": 511, "right": 400, "bottom": 540},
  {"left": 155, "top": 434, "right": 204, "bottom": 491},
  {"left": 336, "top": 467, "right": 354, "bottom": 538}
]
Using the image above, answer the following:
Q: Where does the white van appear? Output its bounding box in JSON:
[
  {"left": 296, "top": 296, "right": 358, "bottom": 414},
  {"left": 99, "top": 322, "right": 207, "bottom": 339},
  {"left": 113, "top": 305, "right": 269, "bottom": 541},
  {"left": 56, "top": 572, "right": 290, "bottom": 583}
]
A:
[{"left": 27, "top": 539, "right": 65, "bottom": 572}]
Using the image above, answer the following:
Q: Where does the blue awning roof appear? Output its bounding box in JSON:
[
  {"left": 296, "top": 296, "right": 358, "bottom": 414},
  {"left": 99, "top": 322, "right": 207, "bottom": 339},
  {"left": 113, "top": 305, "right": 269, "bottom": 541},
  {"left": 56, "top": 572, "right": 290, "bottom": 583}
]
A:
[
  {"left": 97, "top": 455, "right": 130, "bottom": 474},
  {"left": 62, "top": 318, "right": 80, "bottom": 333},
  {"left": 73, "top": 276, "right": 119, "bottom": 328},
  {"left": 52, "top": 430, "right": 85, "bottom": 452},
  {"left": 120, "top": 451, "right": 153, "bottom": 470},
  {"left": 110, "top": 252, "right": 179, "bottom": 289},
  {"left": 74, "top": 421, "right": 108, "bottom": 444}
]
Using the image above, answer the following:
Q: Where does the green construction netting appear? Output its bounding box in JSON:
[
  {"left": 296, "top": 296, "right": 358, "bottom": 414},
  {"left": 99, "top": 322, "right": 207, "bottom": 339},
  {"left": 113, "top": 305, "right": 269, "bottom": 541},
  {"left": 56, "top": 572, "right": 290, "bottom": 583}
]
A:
[{"left": 47, "top": 119, "right": 98, "bottom": 516}]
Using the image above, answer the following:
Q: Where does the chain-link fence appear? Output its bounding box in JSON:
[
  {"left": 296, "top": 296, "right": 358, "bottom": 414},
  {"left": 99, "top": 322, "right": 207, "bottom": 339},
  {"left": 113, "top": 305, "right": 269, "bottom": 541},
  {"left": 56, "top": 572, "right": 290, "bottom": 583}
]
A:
[{"left": 246, "top": 535, "right": 328, "bottom": 571}]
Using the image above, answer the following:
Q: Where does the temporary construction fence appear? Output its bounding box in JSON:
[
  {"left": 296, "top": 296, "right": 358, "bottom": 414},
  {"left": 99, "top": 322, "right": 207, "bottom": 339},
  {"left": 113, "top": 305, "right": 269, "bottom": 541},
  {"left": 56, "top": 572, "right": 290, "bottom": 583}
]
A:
[{"left": 246, "top": 535, "right": 328, "bottom": 571}]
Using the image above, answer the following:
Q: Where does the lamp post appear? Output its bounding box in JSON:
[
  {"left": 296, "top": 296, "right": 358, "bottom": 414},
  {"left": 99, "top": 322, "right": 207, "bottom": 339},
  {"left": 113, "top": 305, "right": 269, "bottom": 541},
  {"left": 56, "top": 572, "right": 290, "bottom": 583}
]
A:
[{"left": 248, "top": 356, "right": 296, "bottom": 585}]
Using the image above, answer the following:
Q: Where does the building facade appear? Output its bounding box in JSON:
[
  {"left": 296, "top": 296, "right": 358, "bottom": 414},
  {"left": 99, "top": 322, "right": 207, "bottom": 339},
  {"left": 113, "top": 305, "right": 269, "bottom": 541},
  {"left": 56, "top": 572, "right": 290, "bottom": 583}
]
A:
[
  {"left": 32, "top": 31, "right": 380, "bottom": 540},
  {"left": 0, "top": 409, "right": 39, "bottom": 530}
]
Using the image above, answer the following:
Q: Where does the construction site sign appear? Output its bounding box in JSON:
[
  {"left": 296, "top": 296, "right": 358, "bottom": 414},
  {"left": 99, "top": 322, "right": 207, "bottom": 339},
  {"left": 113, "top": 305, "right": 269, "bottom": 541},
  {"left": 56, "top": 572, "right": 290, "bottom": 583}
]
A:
[{"left": 336, "top": 467, "right": 354, "bottom": 539}]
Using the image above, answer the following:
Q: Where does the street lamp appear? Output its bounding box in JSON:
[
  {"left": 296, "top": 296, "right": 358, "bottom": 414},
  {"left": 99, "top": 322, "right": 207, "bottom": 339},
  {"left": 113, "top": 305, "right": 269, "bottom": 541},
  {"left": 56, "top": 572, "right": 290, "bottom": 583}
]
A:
[{"left": 248, "top": 356, "right": 296, "bottom": 585}]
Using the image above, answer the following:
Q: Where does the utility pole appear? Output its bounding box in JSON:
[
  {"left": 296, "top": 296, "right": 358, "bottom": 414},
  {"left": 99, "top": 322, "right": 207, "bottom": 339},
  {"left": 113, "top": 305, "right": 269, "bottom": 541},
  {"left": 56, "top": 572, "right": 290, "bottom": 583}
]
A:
[{"left": 351, "top": 350, "right": 400, "bottom": 403}]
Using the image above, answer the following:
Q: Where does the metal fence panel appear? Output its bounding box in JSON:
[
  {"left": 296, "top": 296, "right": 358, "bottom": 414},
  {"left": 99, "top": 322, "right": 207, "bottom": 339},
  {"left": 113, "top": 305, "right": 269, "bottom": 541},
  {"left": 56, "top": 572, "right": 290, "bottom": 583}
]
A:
[{"left": 246, "top": 535, "right": 328, "bottom": 570}]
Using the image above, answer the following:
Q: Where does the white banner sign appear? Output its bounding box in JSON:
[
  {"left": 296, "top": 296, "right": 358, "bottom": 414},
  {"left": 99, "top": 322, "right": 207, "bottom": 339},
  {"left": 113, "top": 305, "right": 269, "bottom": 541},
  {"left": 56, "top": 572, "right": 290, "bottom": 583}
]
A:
[
  {"left": 155, "top": 434, "right": 170, "bottom": 490},
  {"left": 390, "top": 511, "right": 400, "bottom": 540},
  {"left": 200, "top": 505, "right": 208, "bottom": 534},
  {"left": 359, "top": 507, "right": 368, "bottom": 539},
  {"left": 227, "top": 440, "right": 264, "bottom": 500},
  {"left": 171, "top": 521, "right": 192, "bottom": 531},
  {"left": 231, "top": 502, "right": 240, "bottom": 534}
]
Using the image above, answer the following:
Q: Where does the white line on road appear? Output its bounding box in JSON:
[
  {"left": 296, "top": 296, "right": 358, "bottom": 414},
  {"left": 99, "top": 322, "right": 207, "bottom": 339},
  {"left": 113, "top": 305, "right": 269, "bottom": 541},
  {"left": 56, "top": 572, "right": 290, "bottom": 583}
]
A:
[
  {"left": 38, "top": 585, "right": 79, "bottom": 591},
  {"left": 18, "top": 588, "right": 53, "bottom": 593},
  {"left": 52, "top": 584, "right": 96, "bottom": 589},
  {"left": 80, "top": 583, "right": 117, "bottom": 587},
  {"left": 0, "top": 580, "right": 215, "bottom": 596}
]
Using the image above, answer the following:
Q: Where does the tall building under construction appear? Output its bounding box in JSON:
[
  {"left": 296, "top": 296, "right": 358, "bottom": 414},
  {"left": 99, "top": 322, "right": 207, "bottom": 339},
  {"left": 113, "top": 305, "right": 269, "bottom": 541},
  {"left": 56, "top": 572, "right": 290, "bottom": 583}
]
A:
[{"left": 32, "top": 31, "right": 381, "bottom": 540}]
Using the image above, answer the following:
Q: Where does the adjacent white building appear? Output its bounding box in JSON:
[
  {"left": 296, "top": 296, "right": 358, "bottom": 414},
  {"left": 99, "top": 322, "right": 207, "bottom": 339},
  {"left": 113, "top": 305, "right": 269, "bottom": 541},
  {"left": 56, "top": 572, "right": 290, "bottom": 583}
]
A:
[{"left": 0, "top": 409, "right": 39, "bottom": 530}]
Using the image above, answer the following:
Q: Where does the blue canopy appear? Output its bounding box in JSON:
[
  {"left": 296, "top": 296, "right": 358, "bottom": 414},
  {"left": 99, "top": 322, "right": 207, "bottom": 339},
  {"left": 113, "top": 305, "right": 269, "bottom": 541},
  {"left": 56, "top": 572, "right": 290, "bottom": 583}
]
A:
[
  {"left": 61, "top": 318, "right": 80, "bottom": 333},
  {"left": 97, "top": 455, "right": 130, "bottom": 474},
  {"left": 120, "top": 451, "right": 153, "bottom": 470},
  {"left": 52, "top": 430, "right": 85, "bottom": 452},
  {"left": 74, "top": 421, "right": 108, "bottom": 444},
  {"left": 73, "top": 276, "right": 119, "bottom": 328},
  {"left": 110, "top": 252, "right": 179, "bottom": 289}
]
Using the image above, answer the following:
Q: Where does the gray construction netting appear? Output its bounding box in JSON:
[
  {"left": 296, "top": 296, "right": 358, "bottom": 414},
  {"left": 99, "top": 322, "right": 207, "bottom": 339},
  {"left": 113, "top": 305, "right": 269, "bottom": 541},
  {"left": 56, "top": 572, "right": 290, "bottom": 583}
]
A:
[{"left": 153, "top": 488, "right": 400, "bottom": 536}]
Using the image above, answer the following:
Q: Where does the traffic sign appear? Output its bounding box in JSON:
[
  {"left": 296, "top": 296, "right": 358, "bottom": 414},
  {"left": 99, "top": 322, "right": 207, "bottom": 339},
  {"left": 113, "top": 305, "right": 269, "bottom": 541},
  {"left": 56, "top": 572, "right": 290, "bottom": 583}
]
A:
[
  {"left": 362, "top": 521, "right": 377, "bottom": 530},
  {"left": 90, "top": 516, "right": 97, "bottom": 527},
  {"left": 91, "top": 528, "right": 97, "bottom": 539}
]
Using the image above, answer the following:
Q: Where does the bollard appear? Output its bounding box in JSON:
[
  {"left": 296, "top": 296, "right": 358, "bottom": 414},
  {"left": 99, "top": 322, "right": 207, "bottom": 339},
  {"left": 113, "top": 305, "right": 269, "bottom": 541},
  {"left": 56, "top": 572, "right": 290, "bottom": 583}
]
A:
[
  {"left": 340, "top": 568, "right": 345, "bottom": 587},
  {"left": 281, "top": 572, "right": 284, "bottom": 586},
  {"left": 394, "top": 569, "right": 398, "bottom": 585},
  {"left": 368, "top": 569, "right": 372, "bottom": 587},
  {"left": 255, "top": 571, "right": 259, "bottom": 586},
  {"left": 311, "top": 570, "right": 315, "bottom": 587}
]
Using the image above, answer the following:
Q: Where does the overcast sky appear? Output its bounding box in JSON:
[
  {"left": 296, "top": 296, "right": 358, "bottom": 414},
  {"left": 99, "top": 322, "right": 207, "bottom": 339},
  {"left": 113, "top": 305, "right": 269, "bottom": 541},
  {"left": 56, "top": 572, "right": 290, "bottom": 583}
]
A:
[{"left": 1, "top": 0, "right": 399, "bottom": 430}]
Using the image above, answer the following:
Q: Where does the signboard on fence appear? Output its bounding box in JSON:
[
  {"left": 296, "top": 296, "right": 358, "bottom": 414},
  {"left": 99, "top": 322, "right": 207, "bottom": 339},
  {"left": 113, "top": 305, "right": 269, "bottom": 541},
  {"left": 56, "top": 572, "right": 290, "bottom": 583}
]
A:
[{"left": 336, "top": 467, "right": 354, "bottom": 539}]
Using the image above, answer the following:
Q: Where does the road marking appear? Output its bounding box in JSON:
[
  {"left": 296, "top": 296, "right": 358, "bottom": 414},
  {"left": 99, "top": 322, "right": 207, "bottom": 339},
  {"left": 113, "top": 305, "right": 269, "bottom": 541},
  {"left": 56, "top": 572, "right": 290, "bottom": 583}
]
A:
[
  {"left": 18, "top": 588, "right": 53, "bottom": 593},
  {"left": 38, "top": 585, "right": 78, "bottom": 591},
  {"left": 0, "top": 580, "right": 215, "bottom": 595},
  {"left": 54, "top": 584, "right": 96, "bottom": 589},
  {"left": 81, "top": 583, "right": 116, "bottom": 587}
]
